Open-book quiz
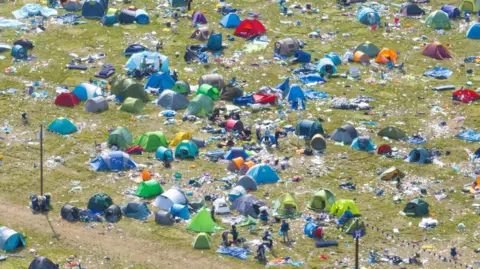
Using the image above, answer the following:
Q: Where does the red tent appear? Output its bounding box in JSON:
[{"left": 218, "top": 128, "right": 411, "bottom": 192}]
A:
[
  {"left": 225, "top": 119, "right": 244, "bottom": 132},
  {"left": 422, "top": 42, "right": 452, "bottom": 60},
  {"left": 234, "top": 19, "right": 266, "bottom": 38},
  {"left": 54, "top": 92, "right": 80, "bottom": 107},
  {"left": 452, "top": 89, "right": 480, "bottom": 103},
  {"left": 378, "top": 144, "right": 392, "bottom": 155},
  {"left": 252, "top": 93, "right": 276, "bottom": 103}
]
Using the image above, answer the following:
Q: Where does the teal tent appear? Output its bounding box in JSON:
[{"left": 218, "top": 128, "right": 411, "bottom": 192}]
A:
[
  {"left": 107, "top": 127, "right": 133, "bottom": 149},
  {"left": 357, "top": 7, "right": 381, "bottom": 25},
  {"left": 156, "top": 146, "right": 174, "bottom": 161},
  {"left": 0, "top": 227, "right": 26, "bottom": 251},
  {"left": 47, "top": 118, "right": 77, "bottom": 135},
  {"left": 295, "top": 120, "right": 324, "bottom": 139},
  {"left": 175, "top": 140, "right": 199, "bottom": 159}
]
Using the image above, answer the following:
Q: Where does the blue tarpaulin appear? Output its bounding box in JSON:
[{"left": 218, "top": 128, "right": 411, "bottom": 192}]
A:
[
  {"left": 456, "top": 129, "right": 480, "bottom": 142},
  {"left": 298, "top": 74, "right": 325, "bottom": 84},
  {"left": 12, "top": 4, "right": 57, "bottom": 18},
  {"left": 424, "top": 67, "right": 452, "bottom": 79},
  {"left": 0, "top": 19, "right": 25, "bottom": 28},
  {"left": 304, "top": 90, "right": 328, "bottom": 100},
  {"left": 216, "top": 247, "right": 251, "bottom": 260},
  {"left": 408, "top": 136, "right": 427, "bottom": 144}
]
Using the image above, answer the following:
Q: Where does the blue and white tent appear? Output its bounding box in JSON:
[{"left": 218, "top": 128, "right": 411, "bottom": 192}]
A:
[
  {"left": 286, "top": 84, "right": 306, "bottom": 110},
  {"left": 125, "top": 51, "right": 169, "bottom": 73},
  {"left": 0, "top": 227, "right": 26, "bottom": 251},
  {"left": 72, "top": 83, "right": 101, "bottom": 100},
  {"left": 357, "top": 7, "right": 380, "bottom": 25},
  {"left": 351, "top": 136, "right": 376, "bottom": 151},
  {"left": 90, "top": 151, "right": 137, "bottom": 171},
  {"left": 220, "top": 13, "right": 241, "bottom": 28}
]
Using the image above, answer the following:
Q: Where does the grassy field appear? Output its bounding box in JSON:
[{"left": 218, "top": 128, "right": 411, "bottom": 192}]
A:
[{"left": 1, "top": 0, "right": 480, "bottom": 268}]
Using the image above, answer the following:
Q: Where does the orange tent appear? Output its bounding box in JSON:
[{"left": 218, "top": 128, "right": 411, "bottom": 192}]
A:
[
  {"left": 142, "top": 169, "right": 152, "bottom": 181},
  {"left": 376, "top": 48, "right": 398, "bottom": 64},
  {"left": 232, "top": 157, "right": 245, "bottom": 169},
  {"left": 470, "top": 176, "right": 480, "bottom": 194},
  {"left": 353, "top": 51, "right": 369, "bottom": 64}
]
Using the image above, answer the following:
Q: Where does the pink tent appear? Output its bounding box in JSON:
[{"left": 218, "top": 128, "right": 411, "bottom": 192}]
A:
[
  {"left": 422, "top": 42, "right": 452, "bottom": 60},
  {"left": 225, "top": 119, "right": 244, "bottom": 132}
]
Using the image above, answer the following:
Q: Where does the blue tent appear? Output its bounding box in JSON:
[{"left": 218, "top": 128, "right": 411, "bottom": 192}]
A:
[
  {"left": 276, "top": 78, "right": 290, "bottom": 97},
  {"left": 207, "top": 33, "right": 223, "bottom": 51},
  {"left": 119, "top": 9, "right": 136, "bottom": 24},
  {"left": 90, "top": 151, "right": 137, "bottom": 171},
  {"left": 304, "top": 222, "right": 318, "bottom": 238},
  {"left": 121, "top": 202, "right": 151, "bottom": 220},
  {"left": 82, "top": 0, "right": 108, "bottom": 19},
  {"left": 220, "top": 13, "right": 241, "bottom": 28},
  {"left": 317, "top": 58, "right": 337, "bottom": 76},
  {"left": 286, "top": 84, "right": 306, "bottom": 110},
  {"left": 126, "top": 51, "right": 168, "bottom": 73},
  {"left": 467, "top": 23, "right": 480, "bottom": 38},
  {"left": 293, "top": 50, "right": 311, "bottom": 63},
  {"left": 225, "top": 147, "right": 249, "bottom": 160},
  {"left": 72, "top": 83, "right": 100, "bottom": 100},
  {"left": 170, "top": 203, "right": 190, "bottom": 220},
  {"left": 247, "top": 164, "right": 280, "bottom": 185},
  {"left": 135, "top": 9, "right": 149, "bottom": 24},
  {"left": 357, "top": 7, "right": 380, "bottom": 25},
  {"left": 0, "top": 227, "right": 26, "bottom": 251},
  {"left": 324, "top": 52, "right": 342, "bottom": 66},
  {"left": 156, "top": 146, "right": 174, "bottom": 161},
  {"left": 441, "top": 5, "right": 461, "bottom": 18},
  {"left": 145, "top": 72, "right": 175, "bottom": 91},
  {"left": 408, "top": 148, "right": 432, "bottom": 164},
  {"left": 351, "top": 136, "right": 375, "bottom": 151},
  {"left": 47, "top": 118, "right": 77, "bottom": 135}
]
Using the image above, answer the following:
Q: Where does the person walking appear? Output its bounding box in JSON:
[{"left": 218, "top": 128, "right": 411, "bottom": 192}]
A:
[{"left": 280, "top": 220, "right": 290, "bottom": 243}]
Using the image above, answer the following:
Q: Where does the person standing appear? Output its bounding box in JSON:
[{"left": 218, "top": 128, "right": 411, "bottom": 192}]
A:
[
  {"left": 210, "top": 205, "right": 216, "bottom": 223},
  {"left": 187, "top": 0, "right": 192, "bottom": 10},
  {"left": 231, "top": 225, "right": 239, "bottom": 243},
  {"left": 280, "top": 220, "right": 290, "bottom": 243}
]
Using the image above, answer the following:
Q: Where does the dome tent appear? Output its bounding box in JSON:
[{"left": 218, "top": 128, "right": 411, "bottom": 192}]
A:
[
  {"left": 90, "top": 151, "right": 137, "bottom": 171},
  {"left": 172, "top": 80, "right": 191, "bottom": 95},
  {"left": 234, "top": 19, "right": 266, "bottom": 38},
  {"left": 467, "top": 23, "right": 480, "bottom": 39},
  {"left": 213, "top": 198, "right": 230, "bottom": 214},
  {"left": 460, "top": 0, "right": 480, "bottom": 13},
  {"left": 307, "top": 189, "right": 335, "bottom": 211},
  {"left": 136, "top": 179, "right": 164, "bottom": 198},
  {"left": 330, "top": 199, "right": 360, "bottom": 217},
  {"left": 408, "top": 148, "right": 432, "bottom": 164},
  {"left": 230, "top": 194, "right": 266, "bottom": 218},
  {"left": 47, "top": 118, "right": 77, "bottom": 135},
  {"left": 317, "top": 58, "right": 337, "bottom": 76},
  {"left": 85, "top": 96, "right": 108, "bottom": 113},
  {"left": 295, "top": 120, "right": 324, "bottom": 139},
  {"left": 331, "top": 124, "right": 358, "bottom": 144},
  {"left": 274, "top": 38, "right": 300, "bottom": 57},
  {"left": 400, "top": 3, "right": 425, "bottom": 16},
  {"left": 134, "top": 132, "right": 168, "bottom": 152},
  {"left": 110, "top": 75, "right": 149, "bottom": 102},
  {"left": 125, "top": 51, "right": 169, "bottom": 73},
  {"left": 82, "top": 0, "right": 108, "bottom": 19},
  {"left": 272, "top": 193, "right": 301, "bottom": 218},
  {"left": 422, "top": 42, "right": 452, "bottom": 60},
  {"left": 105, "top": 204, "right": 122, "bottom": 223},
  {"left": 0, "top": 227, "right": 25, "bottom": 251},
  {"left": 192, "top": 233, "right": 212, "bottom": 249},
  {"left": 220, "top": 13, "right": 241, "bottom": 28},
  {"left": 357, "top": 7, "right": 380, "bottom": 25},
  {"left": 355, "top": 42, "right": 380, "bottom": 57},
  {"left": 247, "top": 163, "right": 279, "bottom": 185},
  {"left": 107, "top": 127, "right": 132, "bottom": 150},
  {"left": 403, "top": 198, "right": 429, "bottom": 216},
  {"left": 121, "top": 202, "right": 151, "bottom": 220},
  {"left": 425, "top": 10, "right": 452, "bottom": 29},
  {"left": 155, "top": 146, "right": 174, "bottom": 161},
  {"left": 228, "top": 185, "right": 247, "bottom": 201},
  {"left": 234, "top": 175, "right": 258, "bottom": 191},
  {"left": 185, "top": 94, "right": 214, "bottom": 116},
  {"left": 197, "top": 84, "right": 220, "bottom": 100},
  {"left": 120, "top": 97, "right": 144, "bottom": 114},
  {"left": 54, "top": 92, "right": 80, "bottom": 107},
  {"left": 175, "top": 140, "right": 199, "bottom": 159},
  {"left": 170, "top": 204, "right": 190, "bottom": 220},
  {"left": 377, "top": 126, "right": 407, "bottom": 140},
  {"left": 225, "top": 147, "right": 249, "bottom": 160},
  {"left": 351, "top": 136, "right": 375, "bottom": 151},
  {"left": 28, "top": 256, "right": 59, "bottom": 269},
  {"left": 375, "top": 48, "right": 398, "bottom": 64},
  {"left": 225, "top": 119, "right": 244, "bottom": 132},
  {"left": 72, "top": 83, "right": 101, "bottom": 100},
  {"left": 153, "top": 187, "right": 188, "bottom": 210},
  {"left": 145, "top": 73, "right": 175, "bottom": 92},
  {"left": 156, "top": 90, "right": 189, "bottom": 110},
  {"left": 87, "top": 193, "right": 113, "bottom": 213},
  {"left": 441, "top": 5, "right": 460, "bottom": 18}
]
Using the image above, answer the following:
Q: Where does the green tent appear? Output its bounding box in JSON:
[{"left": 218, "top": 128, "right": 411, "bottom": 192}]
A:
[
  {"left": 120, "top": 97, "right": 144, "bottom": 114},
  {"left": 107, "top": 127, "right": 133, "bottom": 149},
  {"left": 377, "top": 126, "right": 407, "bottom": 140},
  {"left": 136, "top": 179, "right": 164, "bottom": 198},
  {"left": 425, "top": 10, "right": 452, "bottom": 29},
  {"left": 197, "top": 84, "right": 220, "bottom": 100},
  {"left": 134, "top": 132, "right": 168, "bottom": 152},
  {"left": 272, "top": 193, "right": 301, "bottom": 218},
  {"left": 355, "top": 42, "right": 380, "bottom": 58},
  {"left": 172, "top": 80, "right": 190, "bottom": 95},
  {"left": 111, "top": 75, "right": 149, "bottom": 102},
  {"left": 88, "top": 193, "right": 113, "bottom": 212},
  {"left": 460, "top": 0, "right": 480, "bottom": 13},
  {"left": 175, "top": 140, "right": 199, "bottom": 159},
  {"left": 237, "top": 215, "right": 257, "bottom": 227},
  {"left": 404, "top": 198, "right": 429, "bottom": 217},
  {"left": 186, "top": 94, "right": 214, "bottom": 116},
  {"left": 187, "top": 207, "right": 217, "bottom": 233},
  {"left": 343, "top": 218, "right": 366, "bottom": 235},
  {"left": 192, "top": 233, "right": 211, "bottom": 249},
  {"left": 330, "top": 199, "right": 360, "bottom": 217},
  {"left": 307, "top": 189, "right": 335, "bottom": 212}
]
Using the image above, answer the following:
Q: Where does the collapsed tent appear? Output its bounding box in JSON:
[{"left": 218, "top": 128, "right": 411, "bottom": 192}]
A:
[
  {"left": 228, "top": 185, "right": 247, "bottom": 201},
  {"left": 192, "top": 11, "right": 207, "bottom": 24},
  {"left": 221, "top": 85, "right": 243, "bottom": 101},
  {"left": 425, "top": 10, "right": 452, "bottom": 29},
  {"left": 153, "top": 187, "right": 188, "bottom": 210},
  {"left": 225, "top": 119, "right": 244, "bottom": 132},
  {"left": 220, "top": 13, "right": 241, "bottom": 28},
  {"left": 63, "top": 0, "right": 82, "bottom": 11},
  {"left": 156, "top": 90, "right": 189, "bottom": 110},
  {"left": 453, "top": 88, "right": 480, "bottom": 103},
  {"left": 85, "top": 96, "right": 108, "bottom": 113},
  {"left": 408, "top": 148, "right": 432, "bottom": 164},
  {"left": 107, "top": 127, "right": 132, "bottom": 149},
  {"left": 186, "top": 207, "right": 217, "bottom": 233},
  {"left": 422, "top": 42, "right": 452, "bottom": 60},
  {"left": 134, "top": 132, "right": 168, "bottom": 151},
  {"left": 230, "top": 194, "right": 266, "bottom": 218},
  {"left": 351, "top": 136, "right": 375, "bottom": 151},
  {"left": 185, "top": 94, "right": 214, "bottom": 116},
  {"left": 120, "top": 97, "right": 144, "bottom": 113},
  {"left": 175, "top": 140, "right": 199, "bottom": 159},
  {"left": 307, "top": 189, "right": 335, "bottom": 211},
  {"left": 375, "top": 48, "right": 398, "bottom": 64},
  {"left": 234, "top": 19, "right": 266, "bottom": 38},
  {"left": 377, "top": 126, "right": 407, "bottom": 140},
  {"left": 0, "top": 227, "right": 26, "bottom": 251},
  {"left": 90, "top": 151, "right": 137, "bottom": 171},
  {"left": 121, "top": 202, "right": 151, "bottom": 220},
  {"left": 272, "top": 193, "right": 301, "bottom": 218},
  {"left": 72, "top": 83, "right": 101, "bottom": 100},
  {"left": 136, "top": 179, "right": 164, "bottom": 198},
  {"left": 47, "top": 118, "right": 77, "bottom": 135},
  {"left": 357, "top": 7, "right": 380, "bottom": 25},
  {"left": 380, "top": 167, "right": 405, "bottom": 181},
  {"left": 330, "top": 199, "right": 360, "bottom": 217},
  {"left": 295, "top": 120, "right": 324, "bottom": 139},
  {"left": 404, "top": 198, "right": 429, "bottom": 216},
  {"left": 286, "top": 84, "right": 306, "bottom": 110},
  {"left": 331, "top": 124, "right": 358, "bottom": 144},
  {"left": 355, "top": 42, "right": 380, "bottom": 57},
  {"left": 213, "top": 198, "right": 230, "bottom": 214},
  {"left": 169, "top": 132, "right": 192, "bottom": 147},
  {"left": 246, "top": 164, "right": 279, "bottom": 184},
  {"left": 28, "top": 256, "right": 59, "bottom": 269},
  {"left": 54, "top": 92, "right": 80, "bottom": 107}
]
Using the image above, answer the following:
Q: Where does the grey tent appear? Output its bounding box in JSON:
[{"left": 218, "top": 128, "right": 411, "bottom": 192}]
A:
[
  {"left": 220, "top": 85, "right": 243, "bottom": 101},
  {"left": 60, "top": 204, "right": 80, "bottom": 222},
  {"left": 105, "top": 204, "right": 122, "bottom": 223},
  {"left": 155, "top": 210, "right": 175, "bottom": 225},
  {"left": 230, "top": 194, "right": 266, "bottom": 218},
  {"left": 85, "top": 96, "right": 109, "bottom": 113},
  {"left": 153, "top": 187, "right": 188, "bottom": 210},
  {"left": 190, "top": 27, "right": 211, "bottom": 41},
  {"left": 331, "top": 124, "right": 358, "bottom": 144},
  {"left": 274, "top": 38, "right": 300, "bottom": 57},
  {"left": 28, "top": 256, "right": 59, "bottom": 269},
  {"left": 156, "top": 90, "right": 189, "bottom": 110},
  {"left": 198, "top": 74, "right": 226, "bottom": 91},
  {"left": 235, "top": 175, "right": 258, "bottom": 191}
]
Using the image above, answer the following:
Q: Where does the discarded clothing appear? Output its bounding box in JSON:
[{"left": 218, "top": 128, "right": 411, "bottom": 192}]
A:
[
  {"left": 298, "top": 74, "right": 325, "bottom": 84},
  {"left": 456, "top": 129, "right": 480, "bottom": 142},
  {"left": 216, "top": 247, "right": 251, "bottom": 260},
  {"left": 13, "top": 4, "right": 57, "bottom": 19},
  {"left": 408, "top": 136, "right": 427, "bottom": 144},
  {"left": 94, "top": 64, "right": 115, "bottom": 79},
  {"left": 56, "top": 13, "right": 82, "bottom": 24},
  {"left": 292, "top": 64, "right": 318, "bottom": 75},
  {"left": 424, "top": 67, "right": 452, "bottom": 79},
  {"left": 79, "top": 209, "right": 104, "bottom": 222},
  {"left": 418, "top": 218, "right": 438, "bottom": 228},
  {"left": 304, "top": 90, "right": 328, "bottom": 100},
  {"left": 339, "top": 182, "right": 356, "bottom": 190},
  {"left": 266, "top": 257, "right": 305, "bottom": 267},
  {"left": 0, "top": 19, "right": 25, "bottom": 28},
  {"left": 160, "top": 110, "right": 176, "bottom": 117},
  {"left": 331, "top": 98, "right": 372, "bottom": 110}
]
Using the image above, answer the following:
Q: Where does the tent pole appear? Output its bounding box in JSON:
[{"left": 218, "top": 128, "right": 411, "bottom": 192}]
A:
[{"left": 40, "top": 123, "right": 44, "bottom": 196}]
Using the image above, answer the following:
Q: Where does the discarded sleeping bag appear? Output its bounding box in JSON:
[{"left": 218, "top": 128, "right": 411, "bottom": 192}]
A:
[
  {"left": 423, "top": 67, "right": 452, "bottom": 79},
  {"left": 315, "top": 240, "right": 338, "bottom": 248}
]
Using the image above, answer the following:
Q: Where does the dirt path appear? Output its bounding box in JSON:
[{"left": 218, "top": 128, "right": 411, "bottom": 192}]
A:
[{"left": 0, "top": 201, "right": 251, "bottom": 269}]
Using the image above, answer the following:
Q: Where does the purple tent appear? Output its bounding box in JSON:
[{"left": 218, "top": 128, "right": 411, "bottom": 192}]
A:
[
  {"left": 192, "top": 11, "right": 207, "bottom": 24},
  {"left": 441, "top": 5, "right": 461, "bottom": 18}
]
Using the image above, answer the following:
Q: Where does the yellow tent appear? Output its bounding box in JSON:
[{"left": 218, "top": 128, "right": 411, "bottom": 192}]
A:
[
  {"left": 169, "top": 132, "right": 192, "bottom": 147},
  {"left": 330, "top": 199, "right": 360, "bottom": 217},
  {"left": 375, "top": 48, "right": 398, "bottom": 64}
]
